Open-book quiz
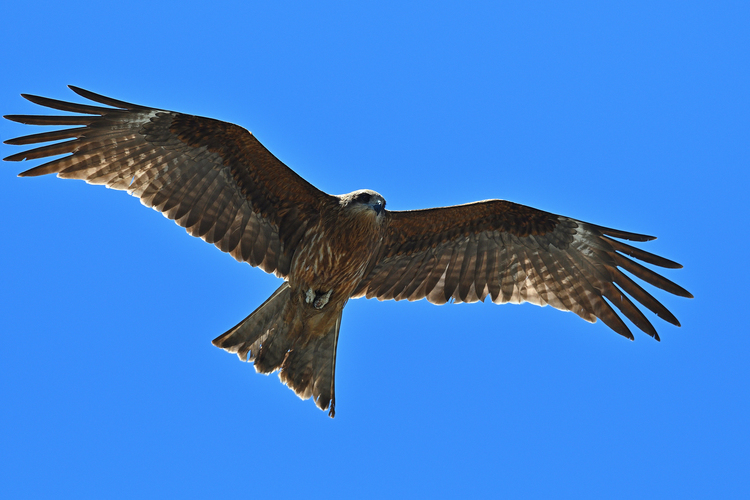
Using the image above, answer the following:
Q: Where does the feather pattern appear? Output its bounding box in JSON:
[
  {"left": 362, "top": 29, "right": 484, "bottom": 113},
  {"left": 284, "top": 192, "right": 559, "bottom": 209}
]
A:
[
  {"left": 4, "top": 85, "right": 332, "bottom": 277},
  {"left": 353, "top": 201, "right": 693, "bottom": 340}
]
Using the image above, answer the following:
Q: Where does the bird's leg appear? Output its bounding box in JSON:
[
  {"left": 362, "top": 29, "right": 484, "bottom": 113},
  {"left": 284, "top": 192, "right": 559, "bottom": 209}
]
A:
[
  {"left": 313, "top": 290, "right": 332, "bottom": 309},
  {"left": 305, "top": 288, "right": 333, "bottom": 310}
]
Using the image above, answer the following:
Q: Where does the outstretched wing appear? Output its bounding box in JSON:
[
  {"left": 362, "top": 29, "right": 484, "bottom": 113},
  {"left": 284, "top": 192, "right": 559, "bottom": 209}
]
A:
[
  {"left": 353, "top": 200, "right": 692, "bottom": 340},
  {"left": 4, "top": 86, "right": 333, "bottom": 277}
]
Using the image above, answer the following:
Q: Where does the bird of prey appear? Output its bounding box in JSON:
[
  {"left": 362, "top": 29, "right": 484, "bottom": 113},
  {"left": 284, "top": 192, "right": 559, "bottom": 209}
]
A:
[{"left": 4, "top": 86, "right": 692, "bottom": 417}]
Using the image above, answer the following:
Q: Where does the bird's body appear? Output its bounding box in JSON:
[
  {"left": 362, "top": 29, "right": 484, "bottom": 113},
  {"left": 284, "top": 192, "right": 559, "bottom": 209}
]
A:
[
  {"left": 291, "top": 190, "right": 388, "bottom": 308},
  {"left": 212, "top": 190, "right": 390, "bottom": 416},
  {"left": 3, "top": 87, "right": 692, "bottom": 417}
]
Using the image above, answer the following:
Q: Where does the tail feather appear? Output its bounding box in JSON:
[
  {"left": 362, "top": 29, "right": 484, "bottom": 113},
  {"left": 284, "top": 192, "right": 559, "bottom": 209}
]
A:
[
  {"left": 212, "top": 282, "right": 342, "bottom": 417},
  {"left": 279, "top": 314, "right": 340, "bottom": 417},
  {"left": 212, "top": 283, "right": 291, "bottom": 365}
]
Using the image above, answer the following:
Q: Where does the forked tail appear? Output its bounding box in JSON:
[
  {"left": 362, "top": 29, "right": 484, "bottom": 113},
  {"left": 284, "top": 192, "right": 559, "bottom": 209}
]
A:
[{"left": 212, "top": 282, "right": 342, "bottom": 417}]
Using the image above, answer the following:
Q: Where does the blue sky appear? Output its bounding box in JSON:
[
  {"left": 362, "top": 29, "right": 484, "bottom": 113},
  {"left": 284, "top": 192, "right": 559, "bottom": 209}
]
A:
[{"left": 1, "top": 1, "right": 747, "bottom": 498}]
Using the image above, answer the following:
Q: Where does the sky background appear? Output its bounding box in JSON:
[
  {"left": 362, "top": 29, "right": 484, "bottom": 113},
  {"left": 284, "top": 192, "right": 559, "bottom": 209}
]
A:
[{"left": 1, "top": 1, "right": 748, "bottom": 498}]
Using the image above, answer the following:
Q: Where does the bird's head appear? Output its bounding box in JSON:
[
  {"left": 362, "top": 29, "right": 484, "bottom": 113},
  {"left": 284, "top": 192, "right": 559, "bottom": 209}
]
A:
[{"left": 339, "top": 189, "right": 386, "bottom": 217}]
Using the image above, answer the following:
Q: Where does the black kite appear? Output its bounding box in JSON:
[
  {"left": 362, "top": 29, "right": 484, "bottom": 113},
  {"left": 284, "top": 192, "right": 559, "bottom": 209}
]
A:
[{"left": 4, "top": 87, "right": 692, "bottom": 417}]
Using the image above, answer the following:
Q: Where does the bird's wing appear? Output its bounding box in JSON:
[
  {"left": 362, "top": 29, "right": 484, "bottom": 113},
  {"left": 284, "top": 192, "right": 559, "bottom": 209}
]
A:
[
  {"left": 353, "top": 200, "right": 692, "bottom": 340},
  {"left": 3, "top": 86, "right": 333, "bottom": 277}
]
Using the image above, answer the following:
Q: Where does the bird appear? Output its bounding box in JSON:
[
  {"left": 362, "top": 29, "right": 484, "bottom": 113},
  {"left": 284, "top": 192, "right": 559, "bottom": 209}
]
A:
[{"left": 3, "top": 86, "right": 692, "bottom": 417}]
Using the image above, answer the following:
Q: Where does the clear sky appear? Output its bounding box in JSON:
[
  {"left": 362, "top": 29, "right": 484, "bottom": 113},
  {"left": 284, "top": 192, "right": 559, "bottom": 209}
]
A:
[{"left": 1, "top": 1, "right": 747, "bottom": 498}]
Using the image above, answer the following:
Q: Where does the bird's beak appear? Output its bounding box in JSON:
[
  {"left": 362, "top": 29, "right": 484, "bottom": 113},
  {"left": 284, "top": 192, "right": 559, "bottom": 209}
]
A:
[{"left": 373, "top": 200, "right": 384, "bottom": 215}]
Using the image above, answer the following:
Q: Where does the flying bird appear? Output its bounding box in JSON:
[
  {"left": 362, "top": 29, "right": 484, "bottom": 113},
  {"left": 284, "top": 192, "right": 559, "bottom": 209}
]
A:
[{"left": 3, "top": 86, "right": 692, "bottom": 417}]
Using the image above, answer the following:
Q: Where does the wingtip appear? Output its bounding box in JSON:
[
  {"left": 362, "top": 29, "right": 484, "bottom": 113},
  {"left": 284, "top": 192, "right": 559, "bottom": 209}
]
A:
[
  {"left": 3, "top": 152, "right": 25, "bottom": 162},
  {"left": 4, "top": 115, "right": 29, "bottom": 124},
  {"left": 17, "top": 166, "right": 51, "bottom": 177}
]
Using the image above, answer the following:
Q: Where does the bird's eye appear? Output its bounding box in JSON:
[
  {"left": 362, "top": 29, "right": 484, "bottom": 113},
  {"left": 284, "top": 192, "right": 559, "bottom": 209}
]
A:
[{"left": 358, "top": 193, "right": 371, "bottom": 204}]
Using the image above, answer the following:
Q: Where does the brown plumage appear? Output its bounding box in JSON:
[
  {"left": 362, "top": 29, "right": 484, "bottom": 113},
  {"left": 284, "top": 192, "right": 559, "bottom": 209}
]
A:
[{"left": 3, "top": 86, "right": 693, "bottom": 417}]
